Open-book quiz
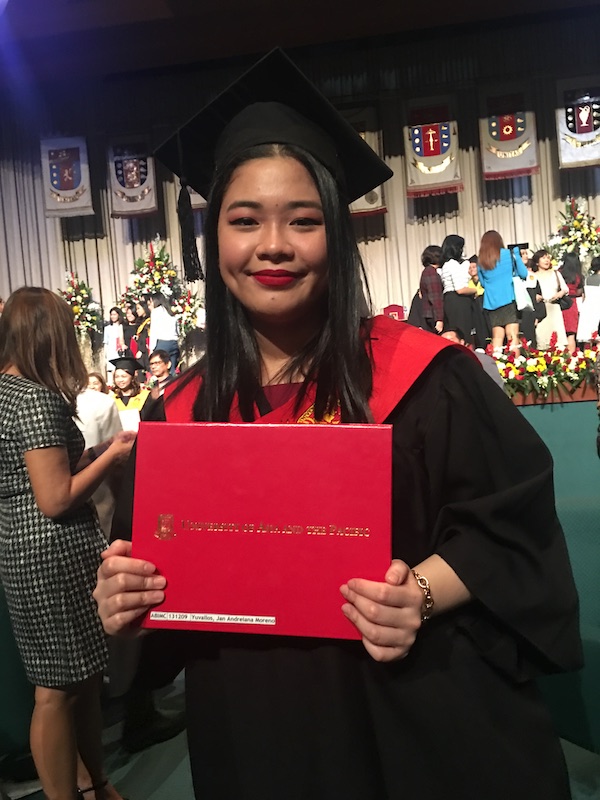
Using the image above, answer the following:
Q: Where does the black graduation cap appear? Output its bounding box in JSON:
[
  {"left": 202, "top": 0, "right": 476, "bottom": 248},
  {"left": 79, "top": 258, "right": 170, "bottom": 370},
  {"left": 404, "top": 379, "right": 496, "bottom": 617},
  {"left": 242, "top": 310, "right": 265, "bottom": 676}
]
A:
[
  {"left": 109, "top": 357, "right": 145, "bottom": 375},
  {"left": 155, "top": 48, "right": 393, "bottom": 281},
  {"left": 508, "top": 243, "right": 529, "bottom": 251},
  {"left": 156, "top": 48, "right": 392, "bottom": 203}
]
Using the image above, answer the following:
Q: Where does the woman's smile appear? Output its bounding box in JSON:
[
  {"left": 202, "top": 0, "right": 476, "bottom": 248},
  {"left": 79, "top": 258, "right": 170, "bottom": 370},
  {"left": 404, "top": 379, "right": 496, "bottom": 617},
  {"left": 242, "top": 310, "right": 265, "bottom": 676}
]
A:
[{"left": 113, "top": 369, "right": 133, "bottom": 392}]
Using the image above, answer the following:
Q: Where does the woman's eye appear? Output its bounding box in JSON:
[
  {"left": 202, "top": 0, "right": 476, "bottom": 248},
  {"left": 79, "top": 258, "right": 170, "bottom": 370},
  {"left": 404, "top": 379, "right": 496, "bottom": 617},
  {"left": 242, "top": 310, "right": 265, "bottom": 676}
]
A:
[
  {"left": 292, "top": 217, "right": 323, "bottom": 227},
  {"left": 229, "top": 217, "right": 257, "bottom": 226}
]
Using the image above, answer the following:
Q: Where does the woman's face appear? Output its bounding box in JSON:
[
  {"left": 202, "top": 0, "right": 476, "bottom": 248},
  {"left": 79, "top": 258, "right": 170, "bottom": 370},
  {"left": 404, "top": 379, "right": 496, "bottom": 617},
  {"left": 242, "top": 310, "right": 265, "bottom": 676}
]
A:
[
  {"left": 468, "top": 262, "right": 478, "bottom": 278},
  {"left": 113, "top": 369, "right": 133, "bottom": 391},
  {"left": 217, "top": 156, "right": 329, "bottom": 328},
  {"left": 135, "top": 303, "right": 145, "bottom": 318},
  {"left": 537, "top": 254, "right": 552, "bottom": 271},
  {"left": 110, "top": 309, "right": 120, "bottom": 323},
  {"left": 125, "top": 307, "right": 136, "bottom": 323},
  {"left": 88, "top": 375, "right": 103, "bottom": 392},
  {"left": 147, "top": 298, "right": 155, "bottom": 310}
]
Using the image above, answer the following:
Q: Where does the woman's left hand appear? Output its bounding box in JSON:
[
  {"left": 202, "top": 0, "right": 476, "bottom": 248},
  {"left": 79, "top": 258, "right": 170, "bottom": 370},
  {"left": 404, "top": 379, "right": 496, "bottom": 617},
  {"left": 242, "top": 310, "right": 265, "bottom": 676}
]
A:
[
  {"left": 340, "top": 559, "right": 423, "bottom": 662},
  {"left": 107, "top": 430, "right": 136, "bottom": 465}
]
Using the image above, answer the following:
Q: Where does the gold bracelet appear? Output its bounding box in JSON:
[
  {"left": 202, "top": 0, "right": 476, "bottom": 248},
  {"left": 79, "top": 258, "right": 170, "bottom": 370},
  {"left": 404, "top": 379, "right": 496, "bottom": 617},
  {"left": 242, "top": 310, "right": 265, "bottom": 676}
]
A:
[{"left": 411, "top": 570, "right": 434, "bottom": 622}]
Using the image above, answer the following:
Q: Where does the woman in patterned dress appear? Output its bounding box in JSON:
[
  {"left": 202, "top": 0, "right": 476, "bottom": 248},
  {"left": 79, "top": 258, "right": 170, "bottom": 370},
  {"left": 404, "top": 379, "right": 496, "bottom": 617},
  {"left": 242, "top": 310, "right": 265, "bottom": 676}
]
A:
[{"left": 0, "top": 288, "right": 134, "bottom": 800}]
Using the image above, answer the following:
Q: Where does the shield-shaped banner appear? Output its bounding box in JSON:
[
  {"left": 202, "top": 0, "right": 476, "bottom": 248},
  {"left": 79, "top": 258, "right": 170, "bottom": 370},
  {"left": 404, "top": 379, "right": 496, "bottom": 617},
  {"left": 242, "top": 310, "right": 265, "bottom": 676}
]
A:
[
  {"left": 480, "top": 110, "right": 539, "bottom": 180},
  {"left": 556, "top": 79, "right": 600, "bottom": 169},
  {"left": 114, "top": 147, "right": 148, "bottom": 190},
  {"left": 40, "top": 137, "right": 94, "bottom": 217},
  {"left": 565, "top": 91, "right": 600, "bottom": 135},
  {"left": 108, "top": 139, "right": 158, "bottom": 217},
  {"left": 411, "top": 124, "right": 451, "bottom": 157},
  {"left": 49, "top": 148, "right": 82, "bottom": 191},
  {"left": 404, "top": 118, "right": 462, "bottom": 198},
  {"left": 488, "top": 114, "right": 527, "bottom": 141}
]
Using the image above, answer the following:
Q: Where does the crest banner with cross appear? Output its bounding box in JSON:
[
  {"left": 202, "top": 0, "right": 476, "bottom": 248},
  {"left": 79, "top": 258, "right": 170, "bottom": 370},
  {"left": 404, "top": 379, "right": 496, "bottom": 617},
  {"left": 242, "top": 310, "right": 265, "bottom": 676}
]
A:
[{"left": 404, "top": 121, "right": 462, "bottom": 198}]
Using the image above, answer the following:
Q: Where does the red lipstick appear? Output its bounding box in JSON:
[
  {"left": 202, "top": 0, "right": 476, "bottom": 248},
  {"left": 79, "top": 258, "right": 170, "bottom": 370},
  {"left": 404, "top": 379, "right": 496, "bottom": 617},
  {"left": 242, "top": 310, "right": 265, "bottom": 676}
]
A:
[{"left": 252, "top": 270, "right": 299, "bottom": 287}]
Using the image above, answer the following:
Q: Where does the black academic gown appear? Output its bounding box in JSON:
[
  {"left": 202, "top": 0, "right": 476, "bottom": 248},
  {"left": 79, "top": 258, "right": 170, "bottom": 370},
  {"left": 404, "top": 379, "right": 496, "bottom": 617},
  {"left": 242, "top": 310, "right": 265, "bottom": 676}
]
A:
[{"left": 117, "top": 348, "right": 581, "bottom": 800}]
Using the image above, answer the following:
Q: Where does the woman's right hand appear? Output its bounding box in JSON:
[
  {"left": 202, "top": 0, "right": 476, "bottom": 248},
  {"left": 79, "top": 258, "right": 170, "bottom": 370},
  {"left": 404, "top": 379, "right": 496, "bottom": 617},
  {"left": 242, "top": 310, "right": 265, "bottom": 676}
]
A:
[{"left": 93, "top": 539, "right": 166, "bottom": 636}]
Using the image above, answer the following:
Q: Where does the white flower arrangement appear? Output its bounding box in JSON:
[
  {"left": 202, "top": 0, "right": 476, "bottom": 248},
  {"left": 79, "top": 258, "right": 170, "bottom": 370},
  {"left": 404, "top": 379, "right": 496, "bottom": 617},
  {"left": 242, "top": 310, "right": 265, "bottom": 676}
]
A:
[
  {"left": 543, "top": 197, "right": 600, "bottom": 266},
  {"left": 57, "top": 272, "right": 101, "bottom": 333},
  {"left": 120, "top": 235, "right": 203, "bottom": 337}
]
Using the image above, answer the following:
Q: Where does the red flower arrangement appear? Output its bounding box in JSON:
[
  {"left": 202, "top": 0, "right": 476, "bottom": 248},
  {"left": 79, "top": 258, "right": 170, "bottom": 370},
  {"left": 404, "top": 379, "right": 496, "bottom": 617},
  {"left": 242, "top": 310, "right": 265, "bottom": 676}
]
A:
[{"left": 490, "top": 336, "right": 599, "bottom": 399}]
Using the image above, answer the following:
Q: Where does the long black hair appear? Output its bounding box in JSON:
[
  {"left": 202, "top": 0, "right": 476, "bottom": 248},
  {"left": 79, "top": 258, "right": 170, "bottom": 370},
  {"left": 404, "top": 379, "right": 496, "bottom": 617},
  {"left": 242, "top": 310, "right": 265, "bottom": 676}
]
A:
[
  {"left": 177, "top": 143, "right": 373, "bottom": 423},
  {"left": 559, "top": 252, "right": 582, "bottom": 285},
  {"left": 151, "top": 292, "right": 175, "bottom": 316},
  {"left": 441, "top": 235, "right": 465, "bottom": 264},
  {"left": 135, "top": 299, "right": 150, "bottom": 318},
  {"left": 109, "top": 306, "right": 124, "bottom": 324}
]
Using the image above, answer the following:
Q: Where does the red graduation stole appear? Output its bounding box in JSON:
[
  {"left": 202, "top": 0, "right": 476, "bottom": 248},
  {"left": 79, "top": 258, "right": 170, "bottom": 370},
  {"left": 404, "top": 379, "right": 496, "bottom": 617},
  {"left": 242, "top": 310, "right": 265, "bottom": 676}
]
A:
[{"left": 164, "top": 316, "right": 456, "bottom": 425}]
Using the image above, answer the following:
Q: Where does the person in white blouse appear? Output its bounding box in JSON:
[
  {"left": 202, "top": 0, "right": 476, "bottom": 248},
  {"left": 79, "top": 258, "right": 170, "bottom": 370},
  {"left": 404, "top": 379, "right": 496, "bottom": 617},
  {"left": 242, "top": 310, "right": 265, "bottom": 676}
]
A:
[
  {"left": 75, "top": 387, "right": 123, "bottom": 536},
  {"left": 148, "top": 293, "right": 180, "bottom": 377},
  {"left": 577, "top": 256, "right": 600, "bottom": 344},
  {"left": 103, "top": 307, "right": 125, "bottom": 382},
  {"left": 439, "top": 235, "right": 476, "bottom": 343}
]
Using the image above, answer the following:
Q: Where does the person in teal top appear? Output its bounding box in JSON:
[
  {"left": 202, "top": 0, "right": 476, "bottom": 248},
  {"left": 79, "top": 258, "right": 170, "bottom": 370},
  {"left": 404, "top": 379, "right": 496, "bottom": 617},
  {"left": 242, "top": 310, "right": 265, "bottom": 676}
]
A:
[{"left": 477, "top": 230, "right": 527, "bottom": 350}]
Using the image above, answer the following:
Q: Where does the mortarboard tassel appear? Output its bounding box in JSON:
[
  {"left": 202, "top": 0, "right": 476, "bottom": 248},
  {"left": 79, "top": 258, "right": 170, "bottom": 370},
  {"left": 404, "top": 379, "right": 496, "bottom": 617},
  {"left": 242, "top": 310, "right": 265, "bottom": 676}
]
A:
[{"left": 177, "top": 178, "right": 203, "bottom": 282}]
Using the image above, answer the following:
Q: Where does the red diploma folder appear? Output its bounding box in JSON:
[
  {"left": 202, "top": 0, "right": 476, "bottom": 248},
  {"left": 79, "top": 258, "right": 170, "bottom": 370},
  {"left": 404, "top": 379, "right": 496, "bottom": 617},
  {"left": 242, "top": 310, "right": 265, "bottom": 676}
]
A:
[{"left": 132, "top": 422, "right": 391, "bottom": 640}]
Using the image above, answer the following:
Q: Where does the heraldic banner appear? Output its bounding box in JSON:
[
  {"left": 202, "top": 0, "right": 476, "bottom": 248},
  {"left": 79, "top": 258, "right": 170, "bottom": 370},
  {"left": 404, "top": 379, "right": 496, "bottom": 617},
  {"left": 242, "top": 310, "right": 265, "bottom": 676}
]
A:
[
  {"left": 40, "top": 137, "right": 94, "bottom": 217},
  {"left": 108, "top": 140, "right": 158, "bottom": 218},
  {"left": 479, "top": 93, "right": 539, "bottom": 180},
  {"left": 404, "top": 103, "right": 463, "bottom": 198},
  {"left": 344, "top": 108, "right": 387, "bottom": 216},
  {"left": 556, "top": 79, "right": 600, "bottom": 169},
  {"left": 350, "top": 130, "right": 387, "bottom": 216}
]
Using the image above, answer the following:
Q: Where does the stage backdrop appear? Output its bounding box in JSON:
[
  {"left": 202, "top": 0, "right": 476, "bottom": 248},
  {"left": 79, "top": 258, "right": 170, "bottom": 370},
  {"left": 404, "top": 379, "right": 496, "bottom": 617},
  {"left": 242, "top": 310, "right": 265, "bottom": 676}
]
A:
[{"left": 1, "top": 8, "right": 599, "bottom": 319}]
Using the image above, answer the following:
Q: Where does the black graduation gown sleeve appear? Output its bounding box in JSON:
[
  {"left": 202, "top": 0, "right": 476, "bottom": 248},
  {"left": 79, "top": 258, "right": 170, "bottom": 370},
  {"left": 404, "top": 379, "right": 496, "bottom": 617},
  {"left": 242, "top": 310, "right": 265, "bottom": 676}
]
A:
[{"left": 388, "top": 347, "right": 582, "bottom": 680}]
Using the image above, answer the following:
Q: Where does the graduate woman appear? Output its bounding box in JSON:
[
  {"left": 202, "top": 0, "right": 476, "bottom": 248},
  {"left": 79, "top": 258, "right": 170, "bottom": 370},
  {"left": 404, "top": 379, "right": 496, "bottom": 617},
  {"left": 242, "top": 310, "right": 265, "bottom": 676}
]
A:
[{"left": 94, "top": 50, "right": 581, "bottom": 800}]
